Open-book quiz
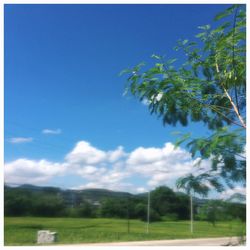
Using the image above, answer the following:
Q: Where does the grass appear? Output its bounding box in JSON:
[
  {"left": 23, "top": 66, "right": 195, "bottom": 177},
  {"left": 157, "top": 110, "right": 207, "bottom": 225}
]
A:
[{"left": 4, "top": 217, "right": 246, "bottom": 245}]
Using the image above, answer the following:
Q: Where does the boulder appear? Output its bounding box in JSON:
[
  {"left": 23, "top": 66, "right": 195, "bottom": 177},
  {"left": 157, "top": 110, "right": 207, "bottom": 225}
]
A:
[{"left": 37, "top": 230, "right": 57, "bottom": 244}]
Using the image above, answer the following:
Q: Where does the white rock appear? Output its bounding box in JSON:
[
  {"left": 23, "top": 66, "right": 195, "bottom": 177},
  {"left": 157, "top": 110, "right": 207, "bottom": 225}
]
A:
[{"left": 37, "top": 230, "right": 57, "bottom": 244}]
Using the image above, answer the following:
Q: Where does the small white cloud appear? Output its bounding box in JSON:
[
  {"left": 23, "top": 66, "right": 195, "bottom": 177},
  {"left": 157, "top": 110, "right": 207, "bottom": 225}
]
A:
[
  {"left": 8, "top": 137, "right": 33, "bottom": 144},
  {"left": 42, "top": 128, "right": 62, "bottom": 135}
]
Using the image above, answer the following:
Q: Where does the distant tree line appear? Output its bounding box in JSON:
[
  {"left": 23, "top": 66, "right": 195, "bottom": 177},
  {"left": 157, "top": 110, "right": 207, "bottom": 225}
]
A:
[{"left": 4, "top": 185, "right": 245, "bottom": 223}]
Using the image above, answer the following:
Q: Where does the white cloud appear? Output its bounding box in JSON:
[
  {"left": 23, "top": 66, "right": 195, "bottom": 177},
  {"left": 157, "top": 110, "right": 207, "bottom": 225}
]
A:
[
  {"left": 75, "top": 166, "right": 107, "bottom": 179},
  {"left": 127, "top": 143, "right": 190, "bottom": 166},
  {"left": 4, "top": 140, "right": 217, "bottom": 194},
  {"left": 127, "top": 143, "right": 194, "bottom": 177},
  {"left": 127, "top": 146, "right": 164, "bottom": 165},
  {"left": 107, "top": 146, "right": 127, "bottom": 162},
  {"left": 4, "top": 158, "right": 66, "bottom": 185},
  {"left": 65, "top": 141, "right": 107, "bottom": 165},
  {"left": 42, "top": 128, "right": 62, "bottom": 135},
  {"left": 8, "top": 137, "right": 33, "bottom": 144},
  {"left": 62, "top": 142, "right": 131, "bottom": 191},
  {"left": 126, "top": 143, "right": 213, "bottom": 190}
]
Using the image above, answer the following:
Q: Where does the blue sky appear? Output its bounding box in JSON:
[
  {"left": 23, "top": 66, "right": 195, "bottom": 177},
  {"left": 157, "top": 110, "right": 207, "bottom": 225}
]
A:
[{"left": 4, "top": 4, "right": 244, "bottom": 198}]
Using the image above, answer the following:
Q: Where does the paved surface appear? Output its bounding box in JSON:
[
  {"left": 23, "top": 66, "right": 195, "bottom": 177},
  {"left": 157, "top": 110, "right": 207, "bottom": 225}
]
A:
[{"left": 60, "top": 237, "right": 244, "bottom": 246}]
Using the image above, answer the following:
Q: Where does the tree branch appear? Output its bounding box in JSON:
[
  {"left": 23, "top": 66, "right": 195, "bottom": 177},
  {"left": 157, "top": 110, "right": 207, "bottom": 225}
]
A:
[
  {"left": 232, "top": 6, "right": 240, "bottom": 114},
  {"left": 215, "top": 62, "right": 246, "bottom": 128}
]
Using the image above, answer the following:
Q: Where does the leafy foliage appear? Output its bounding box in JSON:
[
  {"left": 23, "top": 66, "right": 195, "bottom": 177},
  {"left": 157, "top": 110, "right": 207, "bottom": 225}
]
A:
[
  {"left": 122, "top": 5, "right": 246, "bottom": 192},
  {"left": 4, "top": 185, "right": 191, "bottom": 221}
]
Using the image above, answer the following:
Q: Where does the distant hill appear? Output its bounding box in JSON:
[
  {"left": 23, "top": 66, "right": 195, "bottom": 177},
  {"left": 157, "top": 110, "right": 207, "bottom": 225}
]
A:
[
  {"left": 6, "top": 183, "right": 242, "bottom": 206},
  {"left": 4, "top": 183, "right": 212, "bottom": 207},
  {"left": 4, "top": 184, "right": 134, "bottom": 207}
]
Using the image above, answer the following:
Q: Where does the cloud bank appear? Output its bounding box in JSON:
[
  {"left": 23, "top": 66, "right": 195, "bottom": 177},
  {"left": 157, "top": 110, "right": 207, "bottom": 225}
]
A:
[{"left": 4, "top": 140, "right": 244, "bottom": 197}]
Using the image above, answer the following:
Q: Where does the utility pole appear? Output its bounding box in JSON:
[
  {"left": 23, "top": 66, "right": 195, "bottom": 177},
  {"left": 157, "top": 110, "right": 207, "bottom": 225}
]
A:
[
  {"left": 127, "top": 197, "right": 130, "bottom": 233},
  {"left": 146, "top": 190, "right": 150, "bottom": 233},
  {"left": 190, "top": 191, "right": 193, "bottom": 234}
]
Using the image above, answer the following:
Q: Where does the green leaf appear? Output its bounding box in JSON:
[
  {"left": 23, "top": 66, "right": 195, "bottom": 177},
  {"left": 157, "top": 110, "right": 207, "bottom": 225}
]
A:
[
  {"left": 198, "top": 24, "right": 211, "bottom": 30},
  {"left": 119, "top": 68, "right": 132, "bottom": 76},
  {"left": 174, "top": 133, "right": 191, "bottom": 148},
  {"left": 195, "top": 32, "right": 206, "bottom": 38},
  {"left": 182, "top": 39, "right": 189, "bottom": 45},
  {"left": 166, "top": 58, "right": 177, "bottom": 65},
  {"left": 151, "top": 54, "right": 162, "bottom": 60},
  {"left": 214, "top": 4, "right": 238, "bottom": 21}
]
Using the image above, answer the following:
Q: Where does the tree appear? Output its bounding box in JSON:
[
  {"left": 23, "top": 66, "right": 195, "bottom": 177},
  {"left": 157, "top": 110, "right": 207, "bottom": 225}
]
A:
[
  {"left": 151, "top": 186, "right": 177, "bottom": 216},
  {"left": 175, "top": 193, "right": 190, "bottom": 220},
  {"left": 100, "top": 198, "right": 127, "bottom": 218},
  {"left": 78, "top": 201, "right": 96, "bottom": 218},
  {"left": 176, "top": 174, "right": 211, "bottom": 233},
  {"left": 4, "top": 187, "right": 35, "bottom": 216},
  {"left": 197, "top": 200, "right": 224, "bottom": 226},
  {"left": 197, "top": 199, "right": 246, "bottom": 224},
  {"left": 122, "top": 5, "right": 246, "bottom": 191},
  {"left": 32, "top": 195, "right": 66, "bottom": 217}
]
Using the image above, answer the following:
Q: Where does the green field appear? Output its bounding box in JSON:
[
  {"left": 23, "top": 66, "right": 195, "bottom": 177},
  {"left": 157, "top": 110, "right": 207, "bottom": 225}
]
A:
[{"left": 4, "top": 217, "right": 246, "bottom": 245}]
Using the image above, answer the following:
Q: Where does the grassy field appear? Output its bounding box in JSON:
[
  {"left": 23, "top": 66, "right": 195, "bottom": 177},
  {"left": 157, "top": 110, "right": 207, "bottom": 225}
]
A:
[{"left": 4, "top": 217, "right": 246, "bottom": 245}]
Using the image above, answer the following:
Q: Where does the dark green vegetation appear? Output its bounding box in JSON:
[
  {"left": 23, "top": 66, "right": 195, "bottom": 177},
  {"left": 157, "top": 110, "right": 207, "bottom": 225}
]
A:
[
  {"left": 4, "top": 184, "right": 246, "bottom": 245},
  {"left": 4, "top": 217, "right": 246, "bottom": 245},
  {"left": 5, "top": 184, "right": 245, "bottom": 223},
  {"left": 122, "top": 5, "right": 246, "bottom": 192}
]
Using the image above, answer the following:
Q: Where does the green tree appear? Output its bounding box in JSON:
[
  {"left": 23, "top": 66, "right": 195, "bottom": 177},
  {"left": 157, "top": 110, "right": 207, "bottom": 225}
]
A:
[
  {"left": 4, "top": 187, "right": 34, "bottom": 216},
  {"left": 175, "top": 193, "right": 190, "bottom": 220},
  {"left": 225, "top": 202, "right": 246, "bottom": 222},
  {"left": 151, "top": 186, "right": 177, "bottom": 216},
  {"left": 176, "top": 174, "right": 210, "bottom": 233},
  {"left": 197, "top": 200, "right": 224, "bottom": 226},
  {"left": 100, "top": 198, "right": 127, "bottom": 218},
  {"left": 78, "top": 201, "right": 96, "bottom": 218},
  {"left": 122, "top": 4, "right": 246, "bottom": 191},
  {"left": 32, "top": 195, "right": 66, "bottom": 217}
]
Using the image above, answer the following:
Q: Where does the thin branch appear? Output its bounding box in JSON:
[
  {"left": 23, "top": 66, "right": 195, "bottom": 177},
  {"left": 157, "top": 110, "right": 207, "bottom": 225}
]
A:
[
  {"left": 215, "top": 62, "right": 246, "bottom": 128},
  {"left": 178, "top": 90, "right": 245, "bottom": 128},
  {"left": 221, "top": 85, "right": 246, "bottom": 128},
  {"left": 232, "top": 6, "right": 240, "bottom": 114},
  {"left": 209, "top": 105, "right": 245, "bottom": 128}
]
